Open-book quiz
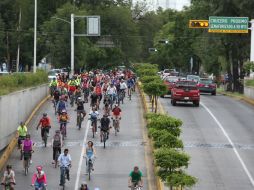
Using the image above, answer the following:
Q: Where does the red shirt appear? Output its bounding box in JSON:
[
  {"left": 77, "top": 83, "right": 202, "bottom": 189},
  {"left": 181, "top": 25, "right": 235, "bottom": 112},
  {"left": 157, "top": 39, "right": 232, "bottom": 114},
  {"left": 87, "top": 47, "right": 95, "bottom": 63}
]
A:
[
  {"left": 39, "top": 117, "right": 51, "bottom": 128},
  {"left": 112, "top": 107, "right": 121, "bottom": 116}
]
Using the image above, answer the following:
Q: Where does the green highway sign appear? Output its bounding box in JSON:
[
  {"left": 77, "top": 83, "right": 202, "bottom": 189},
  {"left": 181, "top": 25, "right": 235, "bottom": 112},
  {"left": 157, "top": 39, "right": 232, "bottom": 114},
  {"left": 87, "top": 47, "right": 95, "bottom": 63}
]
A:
[{"left": 209, "top": 16, "right": 249, "bottom": 33}]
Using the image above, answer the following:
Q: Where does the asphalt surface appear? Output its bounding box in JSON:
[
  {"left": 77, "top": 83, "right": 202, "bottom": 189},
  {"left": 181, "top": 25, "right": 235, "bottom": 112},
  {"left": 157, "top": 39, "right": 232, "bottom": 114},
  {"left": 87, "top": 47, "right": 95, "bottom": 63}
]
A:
[
  {"left": 4, "top": 92, "right": 148, "bottom": 190},
  {"left": 160, "top": 94, "right": 254, "bottom": 190}
]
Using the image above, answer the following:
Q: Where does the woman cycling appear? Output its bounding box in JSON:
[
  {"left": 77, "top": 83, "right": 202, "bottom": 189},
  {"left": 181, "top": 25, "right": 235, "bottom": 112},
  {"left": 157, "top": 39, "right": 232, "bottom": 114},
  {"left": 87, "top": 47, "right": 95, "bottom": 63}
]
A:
[
  {"left": 83, "top": 141, "right": 96, "bottom": 174},
  {"left": 1, "top": 165, "right": 15, "bottom": 190},
  {"left": 31, "top": 166, "right": 47, "bottom": 190}
]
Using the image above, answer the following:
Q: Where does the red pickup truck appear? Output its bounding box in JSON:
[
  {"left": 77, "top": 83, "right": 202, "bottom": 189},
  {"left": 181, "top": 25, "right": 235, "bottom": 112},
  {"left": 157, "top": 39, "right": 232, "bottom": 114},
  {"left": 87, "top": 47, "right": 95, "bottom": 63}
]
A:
[{"left": 171, "top": 80, "right": 200, "bottom": 107}]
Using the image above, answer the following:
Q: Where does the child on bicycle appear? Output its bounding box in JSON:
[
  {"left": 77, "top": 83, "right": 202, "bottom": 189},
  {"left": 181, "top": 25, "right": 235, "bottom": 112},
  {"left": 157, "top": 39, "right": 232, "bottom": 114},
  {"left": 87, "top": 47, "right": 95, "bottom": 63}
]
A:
[{"left": 31, "top": 166, "right": 47, "bottom": 189}]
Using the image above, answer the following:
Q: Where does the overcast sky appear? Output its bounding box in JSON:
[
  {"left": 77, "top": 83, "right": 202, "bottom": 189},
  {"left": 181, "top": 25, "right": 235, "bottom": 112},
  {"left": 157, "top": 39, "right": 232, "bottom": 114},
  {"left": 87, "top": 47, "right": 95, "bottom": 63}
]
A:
[{"left": 133, "top": 0, "right": 191, "bottom": 11}]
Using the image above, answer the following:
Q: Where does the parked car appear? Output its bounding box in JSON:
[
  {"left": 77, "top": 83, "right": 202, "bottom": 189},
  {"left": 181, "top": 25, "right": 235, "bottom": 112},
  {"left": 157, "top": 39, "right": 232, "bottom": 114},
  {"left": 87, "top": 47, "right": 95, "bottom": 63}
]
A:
[
  {"left": 48, "top": 70, "right": 57, "bottom": 81},
  {"left": 186, "top": 75, "right": 200, "bottom": 83},
  {"left": 171, "top": 80, "right": 200, "bottom": 107},
  {"left": 161, "top": 76, "right": 179, "bottom": 97},
  {"left": 197, "top": 78, "right": 216, "bottom": 95}
]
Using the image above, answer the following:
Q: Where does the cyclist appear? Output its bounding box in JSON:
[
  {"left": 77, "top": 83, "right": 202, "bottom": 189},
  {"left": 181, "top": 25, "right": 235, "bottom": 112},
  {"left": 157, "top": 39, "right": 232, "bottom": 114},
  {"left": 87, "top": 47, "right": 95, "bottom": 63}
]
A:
[
  {"left": 59, "top": 86, "right": 68, "bottom": 101},
  {"left": 56, "top": 96, "right": 67, "bottom": 115},
  {"left": 95, "top": 83, "right": 102, "bottom": 102},
  {"left": 31, "top": 166, "right": 47, "bottom": 189},
  {"left": 58, "top": 149, "right": 72, "bottom": 186},
  {"left": 16, "top": 122, "right": 27, "bottom": 150},
  {"left": 112, "top": 104, "right": 122, "bottom": 131},
  {"left": 100, "top": 114, "right": 110, "bottom": 142},
  {"left": 76, "top": 97, "right": 86, "bottom": 127},
  {"left": 90, "top": 91, "right": 99, "bottom": 108},
  {"left": 49, "top": 78, "right": 58, "bottom": 96},
  {"left": 119, "top": 79, "right": 127, "bottom": 100},
  {"left": 127, "top": 77, "right": 135, "bottom": 97},
  {"left": 58, "top": 109, "right": 69, "bottom": 136},
  {"left": 84, "top": 141, "right": 96, "bottom": 174},
  {"left": 80, "top": 183, "right": 89, "bottom": 190},
  {"left": 53, "top": 89, "right": 61, "bottom": 105},
  {"left": 22, "top": 134, "right": 33, "bottom": 165},
  {"left": 36, "top": 113, "right": 51, "bottom": 140},
  {"left": 89, "top": 107, "right": 99, "bottom": 133},
  {"left": 74, "top": 86, "right": 82, "bottom": 104},
  {"left": 1, "top": 165, "right": 15, "bottom": 190},
  {"left": 82, "top": 78, "right": 90, "bottom": 102},
  {"left": 51, "top": 130, "right": 63, "bottom": 164},
  {"left": 128, "top": 166, "right": 143, "bottom": 189},
  {"left": 106, "top": 83, "right": 117, "bottom": 105}
]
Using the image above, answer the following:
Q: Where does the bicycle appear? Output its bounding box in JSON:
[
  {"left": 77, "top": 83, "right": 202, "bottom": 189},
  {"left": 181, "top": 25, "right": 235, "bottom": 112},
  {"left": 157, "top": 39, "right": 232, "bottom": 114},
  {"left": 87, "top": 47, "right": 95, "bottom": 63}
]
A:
[
  {"left": 130, "top": 182, "right": 143, "bottom": 190},
  {"left": 60, "top": 165, "right": 70, "bottom": 189},
  {"left": 18, "top": 136, "right": 25, "bottom": 160},
  {"left": 52, "top": 99, "right": 58, "bottom": 115},
  {"left": 23, "top": 151, "right": 32, "bottom": 176},
  {"left": 87, "top": 158, "right": 93, "bottom": 181},
  {"left": 77, "top": 111, "right": 83, "bottom": 130},
  {"left": 83, "top": 89, "right": 89, "bottom": 103},
  {"left": 99, "top": 127, "right": 108, "bottom": 149},
  {"left": 117, "top": 90, "right": 125, "bottom": 104},
  {"left": 1, "top": 182, "right": 16, "bottom": 190},
  {"left": 90, "top": 116, "right": 99, "bottom": 138},
  {"left": 69, "top": 93, "right": 75, "bottom": 107},
  {"left": 112, "top": 117, "right": 120, "bottom": 136},
  {"left": 59, "top": 122, "right": 68, "bottom": 140},
  {"left": 128, "top": 87, "right": 132, "bottom": 100},
  {"left": 31, "top": 184, "right": 47, "bottom": 190}
]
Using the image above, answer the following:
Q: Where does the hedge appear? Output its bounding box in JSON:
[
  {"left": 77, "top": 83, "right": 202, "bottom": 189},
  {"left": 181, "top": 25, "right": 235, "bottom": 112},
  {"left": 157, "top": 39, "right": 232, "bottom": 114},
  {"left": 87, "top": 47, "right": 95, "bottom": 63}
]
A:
[{"left": 0, "top": 71, "right": 48, "bottom": 96}]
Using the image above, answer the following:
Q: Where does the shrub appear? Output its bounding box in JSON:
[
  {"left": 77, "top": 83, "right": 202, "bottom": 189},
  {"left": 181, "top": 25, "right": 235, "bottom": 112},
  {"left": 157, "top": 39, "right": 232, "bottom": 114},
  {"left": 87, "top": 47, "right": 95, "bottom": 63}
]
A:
[{"left": 0, "top": 71, "right": 48, "bottom": 96}]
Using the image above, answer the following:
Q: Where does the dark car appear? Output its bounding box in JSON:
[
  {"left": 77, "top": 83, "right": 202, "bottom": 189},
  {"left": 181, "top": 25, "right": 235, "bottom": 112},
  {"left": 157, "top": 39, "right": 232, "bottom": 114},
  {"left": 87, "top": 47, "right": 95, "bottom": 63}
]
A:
[
  {"left": 197, "top": 78, "right": 216, "bottom": 95},
  {"left": 171, "top": 80, "right": 200, "bottom": 107}
]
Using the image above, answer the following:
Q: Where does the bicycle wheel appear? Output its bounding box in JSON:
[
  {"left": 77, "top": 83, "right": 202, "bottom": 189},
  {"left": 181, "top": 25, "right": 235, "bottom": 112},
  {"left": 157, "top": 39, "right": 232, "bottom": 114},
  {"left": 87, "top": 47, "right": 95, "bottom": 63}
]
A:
[
  {"left": 88, "top": 162, "right": 91, "bottom": 180},
  {"left": 77, "top": 114, "right": 81, "bottom": 130},
  {"left": 55, "top": 150, "right": 60, "bottom": 168},
  {"left": 24, "top": 160, "right": 28, "bottom": 176},
  {"left": 113, "top": 120, "right": 117, "bottom": 136}
]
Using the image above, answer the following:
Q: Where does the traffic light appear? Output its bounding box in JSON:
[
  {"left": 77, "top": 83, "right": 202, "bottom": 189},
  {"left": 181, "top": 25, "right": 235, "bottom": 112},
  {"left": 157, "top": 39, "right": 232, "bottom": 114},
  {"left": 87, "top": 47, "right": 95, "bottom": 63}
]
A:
[{"left": 189, "top": 20, "right": 209, "bottom": 28}]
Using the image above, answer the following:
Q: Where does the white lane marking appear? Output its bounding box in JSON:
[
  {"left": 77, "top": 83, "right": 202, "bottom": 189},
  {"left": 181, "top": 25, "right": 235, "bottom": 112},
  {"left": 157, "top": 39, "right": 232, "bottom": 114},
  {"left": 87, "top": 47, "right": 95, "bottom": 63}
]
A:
[
  {"left": 201, "top": 102, "right": 254, "bottom": 187},
  {"left": 74, "top": 119, "right": 90, "bottom": 190}
]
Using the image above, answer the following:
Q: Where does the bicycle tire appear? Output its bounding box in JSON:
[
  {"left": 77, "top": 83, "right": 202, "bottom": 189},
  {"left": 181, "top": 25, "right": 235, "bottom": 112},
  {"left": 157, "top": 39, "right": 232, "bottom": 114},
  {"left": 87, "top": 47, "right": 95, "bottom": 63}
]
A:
[
  {"left": 55, "top": 150, "right": 60, "bottom": 168},
  {"left": 114, "top": 120, "right": 117, "bottom": 136},
  {"left": 88, "top": 162, "right": 91, "bottom": 180},
  {"left": 92, "top": 122, "right": 95, "bottom": 138},
  {"left": 24, "top": 160, "right": 28, "bottom": 176},
  {"left": 103, "top": 132, "right": 106, "bottom": 149}
]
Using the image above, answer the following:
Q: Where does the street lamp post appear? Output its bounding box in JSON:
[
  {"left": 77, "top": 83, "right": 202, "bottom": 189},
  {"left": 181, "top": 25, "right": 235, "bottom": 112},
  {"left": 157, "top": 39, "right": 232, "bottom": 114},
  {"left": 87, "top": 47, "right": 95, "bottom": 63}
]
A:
[
  {"left": 33, "top": 0, "right": 37, "bottom": 73},
  {"left": 71, "top": 14, "right": 74, "bottom": 77}
]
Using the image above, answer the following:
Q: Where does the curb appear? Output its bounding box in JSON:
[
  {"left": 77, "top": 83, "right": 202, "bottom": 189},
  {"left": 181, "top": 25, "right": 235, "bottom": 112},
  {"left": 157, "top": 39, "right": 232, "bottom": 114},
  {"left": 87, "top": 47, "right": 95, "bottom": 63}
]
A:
[
  {"left": 137, "top": 82, "right": 164, "bottom": 190},
  {"left": 0, "top": 95, "right": 50, "bottom": 171},
  {"left": 219, "top": 92, "right": 254, "bottom": 106}
]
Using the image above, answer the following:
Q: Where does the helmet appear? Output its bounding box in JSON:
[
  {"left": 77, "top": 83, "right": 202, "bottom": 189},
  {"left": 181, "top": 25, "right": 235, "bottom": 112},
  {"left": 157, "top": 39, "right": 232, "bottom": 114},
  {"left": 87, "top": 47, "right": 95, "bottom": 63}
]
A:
[
  {"left": 43, "top": 113, "right": 47, "bottom": 117},
  {"left": 26, "top": 134, "right": 30, "bottom": 138},
  {"left": 20, "top": 121, "right": 24, "bottom": 126},
  {"left": 62, "top": 109, "right": 67, "bottom": 113},
  {"left": 77, "top": 97, "right": 82, "bottom": 101},
  {"left": 36, "top": 166, "right": 42, "bottom": 172}
]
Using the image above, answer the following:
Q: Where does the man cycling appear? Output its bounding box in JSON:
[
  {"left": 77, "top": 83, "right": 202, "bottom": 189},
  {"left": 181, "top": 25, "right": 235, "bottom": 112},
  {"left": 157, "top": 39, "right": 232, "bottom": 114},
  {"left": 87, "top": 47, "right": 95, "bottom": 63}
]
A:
[
  {"left": 56, "top": 96, "right": 67, "bottom": 115},
  {"left": 100, "top": 114, "right": 110, "bottom": 142},
  {"left": 76, "top": 97, "right": 86, "bottom": 127},
  {"left": 106, "top": 83, "right": 117, "bottom": 104},
  {"left": 31, "top": 166, "right": 47, "bottom": 189},
  {"left": 16, "top": 122, "right": 27, "bottom": 150},
  {"left": 90, "top": 91, "right": 99, "bottom": 109},
  {"left": 128, "top": 166, "right": 143, "bottom": 189},
  {"left": 127, "top": 77, "right": 135, "bottom": 97},
  {"left": 89, "top": 107, "right": 99, "bottom": 133},
  {"left": 51, "top": 130, "right": 63, "bottom": 164},
  {"left": 58, "top": 149, "right": 72, "bottom": 186},
  {"left": 1, "top": 165, "right": 15, "bottom": 190},
  {"left": 112, "top": 104, "right": 122, "bottom": 131},
  {"left": 53, "top": 89, "right": 61, "bottom": 107},
  {"left": 22, "top": 134, "right": 34, "bottom": 165},
  {"left": 49, "top": 78, "right": 58, "bottom": 96},
  {"left": 36, "top": 113, "right": 51, "bottom": 140}
]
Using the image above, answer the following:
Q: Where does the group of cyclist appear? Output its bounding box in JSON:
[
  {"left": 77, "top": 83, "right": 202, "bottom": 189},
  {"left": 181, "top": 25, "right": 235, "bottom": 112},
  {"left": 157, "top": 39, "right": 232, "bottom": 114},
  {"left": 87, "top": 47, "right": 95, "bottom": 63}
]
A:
[{"left": 2, "top": 68, "right": 143, "bottom": 190}]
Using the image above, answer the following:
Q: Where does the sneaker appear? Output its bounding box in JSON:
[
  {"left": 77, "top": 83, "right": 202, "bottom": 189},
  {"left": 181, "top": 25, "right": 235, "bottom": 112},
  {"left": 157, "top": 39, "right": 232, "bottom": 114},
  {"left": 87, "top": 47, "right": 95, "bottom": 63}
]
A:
[{"left": 30, "top": 160, "right": 33, "bottom": 164}]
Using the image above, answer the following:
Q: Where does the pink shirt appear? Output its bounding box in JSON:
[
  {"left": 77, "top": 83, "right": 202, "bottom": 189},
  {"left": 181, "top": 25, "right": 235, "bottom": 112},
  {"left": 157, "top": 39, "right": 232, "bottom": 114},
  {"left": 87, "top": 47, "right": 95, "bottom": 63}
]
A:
[{"left": 31, "top": 171, "right": 47, "bottom": 184}]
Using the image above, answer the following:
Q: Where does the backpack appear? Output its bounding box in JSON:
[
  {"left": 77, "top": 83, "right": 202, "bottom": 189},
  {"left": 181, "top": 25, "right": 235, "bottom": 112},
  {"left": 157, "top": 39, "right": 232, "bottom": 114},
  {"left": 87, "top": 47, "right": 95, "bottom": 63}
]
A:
[{"left": 53, "top": 134, "right": 61, "bottom": 147}]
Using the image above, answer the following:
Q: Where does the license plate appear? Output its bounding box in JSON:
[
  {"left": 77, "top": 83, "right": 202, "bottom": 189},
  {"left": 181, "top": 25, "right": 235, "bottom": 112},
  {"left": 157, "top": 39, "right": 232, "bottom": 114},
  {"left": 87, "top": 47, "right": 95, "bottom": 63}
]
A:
[{"left": 184, "top": 97, "right": 189, "bottom": 100}]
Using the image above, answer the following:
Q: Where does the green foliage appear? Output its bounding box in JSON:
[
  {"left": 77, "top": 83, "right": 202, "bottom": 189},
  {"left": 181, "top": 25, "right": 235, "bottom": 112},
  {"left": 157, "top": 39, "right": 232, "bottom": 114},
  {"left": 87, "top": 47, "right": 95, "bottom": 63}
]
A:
[
  {"left": 243, "top": 61, "right": 254, "bottom": 76},
  {"left": 166, "top": 171, "right": 198, "bottom": 188},
  {"left": 245, "top": 80, "right": 254, "bottom": 87},
  {"left": 0, "top": 71, "right": 48, "bottom": 96},
  {"left": 155, "top": 148, "right": 190, "bottom": 181},
  {"left": 146, "top": 113, "right": 182, "bottom": 137},
  {"left": 140, "top": 75, "right": 161, "bottom": 83},
  {"left": 143, "top": 81, "right": 167, "bottom": 96}
]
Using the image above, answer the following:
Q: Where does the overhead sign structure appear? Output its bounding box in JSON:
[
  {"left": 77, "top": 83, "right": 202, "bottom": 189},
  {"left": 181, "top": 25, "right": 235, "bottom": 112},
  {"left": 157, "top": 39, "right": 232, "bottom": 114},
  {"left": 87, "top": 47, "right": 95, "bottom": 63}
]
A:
[
  {"left": 209, "top": 16, "right": 249, "bottom": 33},
  {"left": 189, "top": 20, "right": 209, "bottom": 28}
]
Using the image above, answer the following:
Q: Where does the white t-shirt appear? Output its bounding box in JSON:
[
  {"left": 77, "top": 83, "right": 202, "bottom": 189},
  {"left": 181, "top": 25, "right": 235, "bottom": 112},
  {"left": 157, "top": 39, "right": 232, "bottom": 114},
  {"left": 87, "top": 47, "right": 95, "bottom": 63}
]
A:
[
  {"left": 4, "top": 170, "right": 15, "bottom": 183},
  {"left": 58, "top": 153, "right": 71, "bottom": 167},
  {"left": 107, "top": 86, "right": 117, "bottom": 95},
  {"left": 120, "top": 82, "right": 127, "bottom": 90}
]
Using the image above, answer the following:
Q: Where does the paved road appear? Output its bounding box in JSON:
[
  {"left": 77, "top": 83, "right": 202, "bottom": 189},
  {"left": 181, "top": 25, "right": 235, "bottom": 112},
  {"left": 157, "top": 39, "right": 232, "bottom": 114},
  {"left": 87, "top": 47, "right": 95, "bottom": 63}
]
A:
[
  {"left": 4, "top": 92, "right": 149, "bottom": 190},
  {"left": 160, "top": 94, "right": 254, "bottom": 190}
]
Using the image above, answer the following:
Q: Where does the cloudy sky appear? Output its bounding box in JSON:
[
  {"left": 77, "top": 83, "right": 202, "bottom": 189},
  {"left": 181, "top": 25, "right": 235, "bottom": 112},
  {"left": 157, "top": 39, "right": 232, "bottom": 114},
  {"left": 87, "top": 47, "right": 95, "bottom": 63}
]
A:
[{"left": 133, "top": 0, "right": 191, "bottom": 11}]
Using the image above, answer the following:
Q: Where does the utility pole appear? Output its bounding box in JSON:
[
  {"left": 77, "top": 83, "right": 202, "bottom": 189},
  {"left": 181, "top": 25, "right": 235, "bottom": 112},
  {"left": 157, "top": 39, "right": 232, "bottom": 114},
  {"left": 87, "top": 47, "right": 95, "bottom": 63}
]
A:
[
  {"left": 250, "top": 20, "right": 254, "bottom": 61},
  {"left": 33, "top": 0, "right": 37, "bottom": 73},
  {"left": 71, "top": 14, "right": 74, "bottom": 77},
  {"left": 16, "top": 8, "right": 22, "bottom": 72}
]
